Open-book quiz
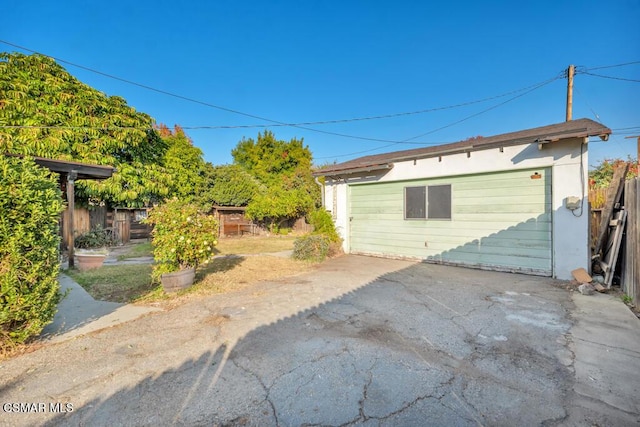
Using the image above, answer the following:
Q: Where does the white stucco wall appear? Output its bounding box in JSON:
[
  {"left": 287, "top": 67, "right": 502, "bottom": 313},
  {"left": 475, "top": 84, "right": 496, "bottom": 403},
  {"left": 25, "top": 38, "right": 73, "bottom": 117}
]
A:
[{"left": 323, "top": 138, "right": 590, "bottom": 280}]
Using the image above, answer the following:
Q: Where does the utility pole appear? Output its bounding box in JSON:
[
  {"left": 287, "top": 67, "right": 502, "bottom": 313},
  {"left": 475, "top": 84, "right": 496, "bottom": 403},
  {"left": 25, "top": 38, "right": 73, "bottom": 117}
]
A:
[{"left": 566, "top": 64, "right": 575, "bottom": 122}]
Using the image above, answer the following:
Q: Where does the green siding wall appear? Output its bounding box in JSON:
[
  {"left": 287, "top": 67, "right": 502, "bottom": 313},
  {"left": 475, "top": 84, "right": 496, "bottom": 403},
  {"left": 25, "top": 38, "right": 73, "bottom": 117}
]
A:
[{"left": 349, "top": 168, "right": 552, "bottom": 275}]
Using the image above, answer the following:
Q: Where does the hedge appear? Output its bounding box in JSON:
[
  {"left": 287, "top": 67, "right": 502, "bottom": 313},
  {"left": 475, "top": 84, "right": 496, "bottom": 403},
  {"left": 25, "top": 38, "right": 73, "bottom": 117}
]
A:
[{"left": 0, "top": 156, "right": 64, "bottom": 349}]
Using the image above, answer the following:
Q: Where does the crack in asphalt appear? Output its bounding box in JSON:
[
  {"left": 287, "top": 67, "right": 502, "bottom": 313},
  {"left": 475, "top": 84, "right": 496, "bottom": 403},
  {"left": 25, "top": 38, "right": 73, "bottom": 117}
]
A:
[
  {"left": 572, "top": 336, "right": 640, "bottom": 356},
  {"left": 229, "top": 358, "right": 278, "bottom": 426},
  {"left": 449, "top": 390, "right": 485, "bottom": 427},
  {"left": 356, "top": 364, "right": 374, "bottom": 422},
  {"left": 369, "top": 393, "right": 436, "bottom": 423}
]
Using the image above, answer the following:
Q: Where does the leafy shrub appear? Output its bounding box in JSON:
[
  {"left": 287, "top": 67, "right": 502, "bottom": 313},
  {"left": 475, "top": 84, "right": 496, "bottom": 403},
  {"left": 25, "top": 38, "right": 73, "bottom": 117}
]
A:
[
  {"left": 293, "top": 209, "right": 343, "bottom": 261},
  {"left": 75, "top": 225, "right": 115, "bottom": 249},
  {"left": 0, "top": 156, "right": 64, "bottom": 350},
  {"left": 292, "top": 234, "right": 331, "bottom": 262},
  {"left": 589, "top": 157, "right": 638, "bottom": 188},
  {"left": 143, "top": 198, "right": 219, "bottom": 281},
  {"left": 278, "top": 227, "right": 291, "bottom": 235},
  {"left": 307, "top": 209, "right": 340, "bottom": 242}
]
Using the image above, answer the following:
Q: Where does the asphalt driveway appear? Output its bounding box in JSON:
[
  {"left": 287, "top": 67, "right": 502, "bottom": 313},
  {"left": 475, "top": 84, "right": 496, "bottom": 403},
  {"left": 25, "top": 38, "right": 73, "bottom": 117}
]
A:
[{"left": 1, "top": 255, "right": 639, "bottom": 426}]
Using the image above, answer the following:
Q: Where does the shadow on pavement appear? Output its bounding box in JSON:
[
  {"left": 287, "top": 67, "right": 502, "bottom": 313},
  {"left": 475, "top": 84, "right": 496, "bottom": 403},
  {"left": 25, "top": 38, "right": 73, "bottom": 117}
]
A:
[{"left": 39, "top": 259, "right": 607, "bottom": 426}]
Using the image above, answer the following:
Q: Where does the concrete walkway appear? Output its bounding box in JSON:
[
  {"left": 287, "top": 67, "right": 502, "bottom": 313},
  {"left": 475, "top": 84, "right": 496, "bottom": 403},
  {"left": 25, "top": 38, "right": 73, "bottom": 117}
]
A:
[
  {"left": 40, "top": 274, "right": 162, "bottom": 343},
  {"left": 566, "top": 291, "right": 640, "bottom": 425}
]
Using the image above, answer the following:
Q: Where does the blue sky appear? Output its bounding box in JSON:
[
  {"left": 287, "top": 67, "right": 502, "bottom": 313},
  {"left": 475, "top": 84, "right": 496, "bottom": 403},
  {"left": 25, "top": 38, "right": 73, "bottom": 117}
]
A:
[{"left": 3, "top": 1, "right": 639, "bottom": 168}]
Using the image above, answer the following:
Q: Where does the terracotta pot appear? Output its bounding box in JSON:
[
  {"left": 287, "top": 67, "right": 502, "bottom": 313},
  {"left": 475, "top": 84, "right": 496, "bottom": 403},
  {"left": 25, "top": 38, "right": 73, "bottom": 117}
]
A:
[
  {"left": 75, "top": 251, "right": 107, "bottom": 271},
  {"left": 160, "top": 267, "right": 196, "bottom": 292}
]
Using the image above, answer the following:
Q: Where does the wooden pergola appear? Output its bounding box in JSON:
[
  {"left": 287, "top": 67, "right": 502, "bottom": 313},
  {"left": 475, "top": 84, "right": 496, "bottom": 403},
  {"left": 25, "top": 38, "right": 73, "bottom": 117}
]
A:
[{"left": 30, "top": 157, "right": 115, "bottom": 268}]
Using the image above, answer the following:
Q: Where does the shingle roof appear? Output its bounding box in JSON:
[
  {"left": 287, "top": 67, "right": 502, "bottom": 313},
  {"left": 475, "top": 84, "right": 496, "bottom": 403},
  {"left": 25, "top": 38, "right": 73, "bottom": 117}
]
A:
[{"left": 313, "top": 118, "right": 611, "bottom": 176}]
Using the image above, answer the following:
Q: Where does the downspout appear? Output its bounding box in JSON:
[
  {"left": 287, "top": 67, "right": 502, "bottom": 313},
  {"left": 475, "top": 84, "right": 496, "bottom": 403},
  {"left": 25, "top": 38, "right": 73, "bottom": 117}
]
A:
[{"left": 314, "top": 176, "right": 325, "bottom": 208}]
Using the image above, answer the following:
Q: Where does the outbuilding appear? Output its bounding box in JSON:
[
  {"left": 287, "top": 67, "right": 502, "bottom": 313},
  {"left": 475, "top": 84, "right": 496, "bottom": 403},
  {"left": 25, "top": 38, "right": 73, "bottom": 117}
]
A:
[{"left": 313, "top": 118, "right": 611, "bottom": 280}]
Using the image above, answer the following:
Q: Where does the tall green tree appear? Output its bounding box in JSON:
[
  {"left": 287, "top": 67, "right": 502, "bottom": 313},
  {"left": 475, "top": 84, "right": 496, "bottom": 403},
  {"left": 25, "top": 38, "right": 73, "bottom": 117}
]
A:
[
  {"left": 231, "top": 131, "right": 319, "bottom": 228},
  {"left": 0, "top": 52, "right": 172, "bottom": 207},
  {"left": 232, "top": 131, "right": 313, "bottom": 184},
  {"left": 159, "top": 124, "right": 206, "bottom": 202},
  {"left": 197, "top": 164, "right": 262, "bottom": 208}
]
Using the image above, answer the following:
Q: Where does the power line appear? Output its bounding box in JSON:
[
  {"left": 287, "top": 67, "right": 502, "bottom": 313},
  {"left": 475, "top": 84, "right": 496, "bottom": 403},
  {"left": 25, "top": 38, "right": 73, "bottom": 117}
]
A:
[
  {"left": 584, "top": 60, "right": 640, "bottom": 71},
  {"left": 316, "top": 77, "right": 561, "bottom": 159},
  {"left": 1, "top": 40, "right": 410, "bottom": 144},
  {"left": 2, "top": 77, "right": 559, "bottom": 155},
  {"left": 574, "top": 86, "right": 602, "bottom": 123},
  {"left": 2, "top": 40, "right": 635, "bottom": 157},
  {"left": 0, "top": 40, "right": 286, "bottom": 125},
  {"left": 0, "top": 39, "right": 570, "bottom": 129},
  {"left": 314, "top": 143, "right": 404, "bottom": 160},
  {"left": 611, "top": 126, "right": 640, "bottom": 131},
  {"left": 402, "top": 76, "right": 561, "bottom": 142},
  {"left": 0, "top": 125, "right": 148, "bottom": 130},
  {"left": 580, "top": 71, "right": 640, "bottom": 83},
  {"left": 613, "top": 130, "right": 640, "bottom": 136},
  {"left": 0, "top": 39, "right": 566, "bottom": 145}
]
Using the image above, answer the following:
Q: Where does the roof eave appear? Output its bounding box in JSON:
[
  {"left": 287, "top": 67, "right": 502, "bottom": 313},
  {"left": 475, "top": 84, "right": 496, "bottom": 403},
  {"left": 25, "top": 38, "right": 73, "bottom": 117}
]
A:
[
  {"left": 313, "top": 163, "right": 393, "bottom": 177},
  {"left": 33, "top": 157, "right": 115, "bottom": 180},
  {"left": 314, "top": 123, "right": 612, "bottom": 177}
]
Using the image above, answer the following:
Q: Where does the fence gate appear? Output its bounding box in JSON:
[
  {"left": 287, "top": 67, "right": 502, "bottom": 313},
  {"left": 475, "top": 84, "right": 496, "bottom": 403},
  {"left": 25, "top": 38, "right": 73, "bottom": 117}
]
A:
[{"left": 113, "top": 210, "right": 130, "bottom": 243}]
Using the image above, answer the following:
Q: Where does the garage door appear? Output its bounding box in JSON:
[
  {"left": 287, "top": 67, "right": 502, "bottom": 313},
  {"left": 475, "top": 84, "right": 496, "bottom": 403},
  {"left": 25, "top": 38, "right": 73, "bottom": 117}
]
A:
[{"left": 349, "top": 168, "right": 552, "bottom": 275}]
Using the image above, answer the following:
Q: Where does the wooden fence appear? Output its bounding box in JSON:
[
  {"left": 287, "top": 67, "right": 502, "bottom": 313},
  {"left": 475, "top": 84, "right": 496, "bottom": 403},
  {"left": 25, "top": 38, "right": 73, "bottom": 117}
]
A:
[
  {"left": 589, "top": 187, "right": 611, "bottom": 255},
  {"left": 60, "top": 206, "right": 152, "bottom": 248},
  {"left": 589, "top": 181, "right": 639, "bottom": 305},
  {"left": 622, "top": 178, "right": 639, "bottom": 306},
  {"left": 60, "top": 206, "right": 108, "bottom": 250}
]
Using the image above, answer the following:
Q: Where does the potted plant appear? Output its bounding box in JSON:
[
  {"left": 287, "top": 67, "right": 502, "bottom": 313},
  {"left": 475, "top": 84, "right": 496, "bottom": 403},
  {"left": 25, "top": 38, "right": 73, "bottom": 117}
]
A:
[
  {"left": 144, "top": 199, "right": 219, "bottom": 292},
  {"left": 74, "top": 225, "right": 114, "bottom": 271}
]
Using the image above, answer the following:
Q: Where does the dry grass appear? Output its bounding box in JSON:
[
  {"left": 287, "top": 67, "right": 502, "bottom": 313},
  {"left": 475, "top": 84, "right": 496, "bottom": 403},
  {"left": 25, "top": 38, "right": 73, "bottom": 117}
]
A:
[
  {"left": 589, "top": 187, "right": 609, "bottom": 210},
  {"left": 215, "top": 236, "right": 296, "bottom": 255},
  {"left": 68, "top": 236, "right": 306, "bottom": 307},
  {"left": 142, "top": 255, "right": 313, "bottom": 308},
  {"left": 0, "top": 340, "right": 48, "bottom": 361}
]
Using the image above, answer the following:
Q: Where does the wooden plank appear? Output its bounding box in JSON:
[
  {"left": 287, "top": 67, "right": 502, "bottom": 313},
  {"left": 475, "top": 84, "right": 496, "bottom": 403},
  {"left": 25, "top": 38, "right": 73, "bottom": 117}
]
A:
[
  {"left": 571, "top": 268, "right": 592, "bottom": 283},
  {"left": 74, "top": 208, "right": 91, "bottom": 235},
  {"left": 114, "top": 210, "right": 130, "bottom": 243},
  {"left": 603, "top": 210, "right": 627, "bottom": 288},
  {"left": 89, "top": 205, "right": 107, "bottom": 229},
  {"left": 594, "top": 163, "right": 629, "bottom": 257},
  {"left": 623, "top": 178, "right": 639, "bottom": 305},
  {"left": 66, "top": 176, "right": 75, "bottom": 268},
  {"left": 635, "top": 178, "right": 640, "bottom": 305}
]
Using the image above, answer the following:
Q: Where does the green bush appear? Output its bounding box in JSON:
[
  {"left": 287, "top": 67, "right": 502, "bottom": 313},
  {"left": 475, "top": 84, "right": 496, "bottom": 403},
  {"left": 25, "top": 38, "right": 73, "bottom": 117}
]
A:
[
  {"left": 0, "top": 156, "right": 64, "bottom": 349},
  {"left": 293, "top": 209, "right": 343, "bottom": 261},
  {"left": 278, "top": 227, "right": 291, "bottom": 235},
  {"left": 143, "top": 198, "right": 219, "bottom": 282},
  {"left": 75, "top": 225, "right": 115, "bottom": 249},
  {"left": 292, "top": 234, "right": 331, "bottom": 262},
  {"left": 307, "top": 209, "right": 340, "bottom": 242}
]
